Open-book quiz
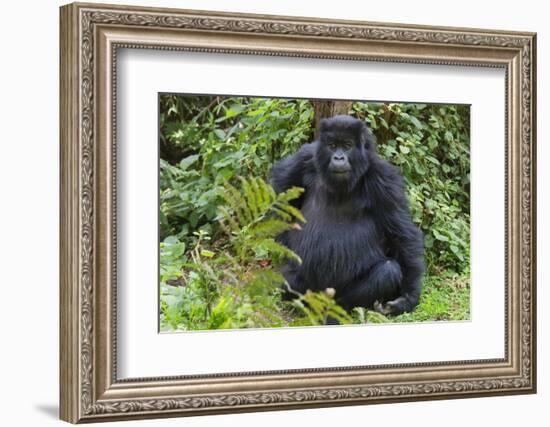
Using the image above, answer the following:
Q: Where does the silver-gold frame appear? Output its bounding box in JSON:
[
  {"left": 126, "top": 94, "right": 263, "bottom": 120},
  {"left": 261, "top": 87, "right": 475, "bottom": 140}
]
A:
[{"left": 59, "top": 2, "right": 537, "bottom": 423}]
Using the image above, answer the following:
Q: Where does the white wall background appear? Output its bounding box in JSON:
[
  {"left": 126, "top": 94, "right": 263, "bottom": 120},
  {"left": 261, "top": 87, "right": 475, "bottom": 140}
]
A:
[{"left": 0, "top": 0, "right": 545, "bottom": 426}]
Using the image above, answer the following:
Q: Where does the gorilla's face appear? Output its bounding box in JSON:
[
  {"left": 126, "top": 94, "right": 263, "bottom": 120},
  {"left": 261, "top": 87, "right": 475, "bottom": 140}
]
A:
[
  {"left": 325, "top": 138, "right": 353, "bottom": 177},
  {"left": 316, "top": 116, "right": 372, "bottom": 191}
]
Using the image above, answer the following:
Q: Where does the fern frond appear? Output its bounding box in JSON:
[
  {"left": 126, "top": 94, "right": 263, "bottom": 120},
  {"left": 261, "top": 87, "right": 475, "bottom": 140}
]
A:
[
  {"left": 291, "top": 298, "right": 319, "bottom": 325},
  {"left": 250, "top": 305, "right": 285, "bottom": 328},
  {"left": 270, "top": 206, "right": 292, "bottom": 221},
  {"left": 222, "top": 181, "right": 251, "bottom": 227},
  {"left": 218, "top": 177, "right": 305, "bottom": 265},
  {"left": 220, "top": 177, "right": 304, "bottom": 229},
  {"left": 298, "top": 290, "right": 353, "bottom": 325},
  {"left": 248, "top": 219, "right": 294, "bottom": 239},
  {"left": 259, "top": 178, "right": 276, "bottom": 208},
  {"left": 218, "top": 187, "right": 241, "bottom": 227},
  {"left": 239, "top": 176, "right": 260, "bottom": 220},
  {"left": 274, "top": 201, "right": 305, "bottom": 223},
  {"left": 255, "top": 238, "right": 302, "bottom": 264},
  {"left": 249, "top": 178, "right": 265, "bottom": 219},
  {"left": 365, "top": 310, "right": 390, "bottom": 324},
  {"left": 217, "top": 206, "right": 240, "bottom": 235},
  {"left": 248, "top": 270, "right": 287, "bottom": 294},
  {"left": 277, "top": 185, "right": 304, "bottom": 203},
  {"left": 327, "top": 304, "right": 353, "bottom": 324}
]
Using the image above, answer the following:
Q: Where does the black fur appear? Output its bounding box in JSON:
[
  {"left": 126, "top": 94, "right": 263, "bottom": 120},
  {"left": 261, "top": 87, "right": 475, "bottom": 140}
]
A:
[{"left": 271, "top": 115, "right": 424, "bottom": 315}]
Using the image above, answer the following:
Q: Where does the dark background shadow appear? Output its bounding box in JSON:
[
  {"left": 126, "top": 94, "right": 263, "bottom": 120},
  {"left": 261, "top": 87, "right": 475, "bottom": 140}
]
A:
[{"left": 35, "top": 404, "right": 58, "bottom": 419}]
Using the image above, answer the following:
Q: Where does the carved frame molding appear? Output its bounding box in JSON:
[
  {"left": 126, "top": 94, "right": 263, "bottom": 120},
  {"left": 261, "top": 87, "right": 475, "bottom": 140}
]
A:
[{"left": 60, "top": 2, "right": 536, "bottom": 423}]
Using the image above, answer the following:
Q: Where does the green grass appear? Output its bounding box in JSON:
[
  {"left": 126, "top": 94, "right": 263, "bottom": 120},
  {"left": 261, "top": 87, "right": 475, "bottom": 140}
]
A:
[{"left": 386, "top": 269, "right": 470, "bottom": 323}]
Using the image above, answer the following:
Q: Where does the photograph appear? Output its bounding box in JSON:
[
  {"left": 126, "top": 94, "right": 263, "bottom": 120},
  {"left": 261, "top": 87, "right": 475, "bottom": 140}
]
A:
[{"left": 159, "top": 95, "right": 471, "bottom": 331}]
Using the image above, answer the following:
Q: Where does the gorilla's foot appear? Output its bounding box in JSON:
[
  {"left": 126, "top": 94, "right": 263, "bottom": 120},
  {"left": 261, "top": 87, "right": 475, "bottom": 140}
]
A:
[{"left": 373, "top": 296, "right": 408, "bottom": 316}]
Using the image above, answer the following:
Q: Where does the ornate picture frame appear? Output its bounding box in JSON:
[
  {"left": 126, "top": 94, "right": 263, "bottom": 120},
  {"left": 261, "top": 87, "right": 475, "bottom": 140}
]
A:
[{"left": 60, "top": 2, "right": 536, "bottom": 423}]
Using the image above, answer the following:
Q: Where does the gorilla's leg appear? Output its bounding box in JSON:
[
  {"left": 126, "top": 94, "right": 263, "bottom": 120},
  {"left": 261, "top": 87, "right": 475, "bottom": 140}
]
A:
[{"left": 337, "top": 259, "right": 402, "bottom": 310}]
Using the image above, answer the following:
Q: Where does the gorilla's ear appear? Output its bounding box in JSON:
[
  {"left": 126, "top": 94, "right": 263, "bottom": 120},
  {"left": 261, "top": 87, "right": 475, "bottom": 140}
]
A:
[{"left": 361, "top": 123, "right": 377, "bottom": 151}]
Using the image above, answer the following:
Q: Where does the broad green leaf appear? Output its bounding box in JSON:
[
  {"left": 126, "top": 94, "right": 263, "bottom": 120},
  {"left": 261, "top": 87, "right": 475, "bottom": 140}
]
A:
[
  {"left": 179, "top": 154, "right": 199, "bottom": 171},
  {"left": 399, "top": 145, "right": 410, "bottom": 154}
]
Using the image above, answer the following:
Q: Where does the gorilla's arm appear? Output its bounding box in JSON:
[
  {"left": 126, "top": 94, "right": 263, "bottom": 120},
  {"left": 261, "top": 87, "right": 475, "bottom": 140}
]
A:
[
  {"left": 367, "top": 158, "right": 425, "bottom": 314},
  {"left": 382, "top": 207, "right": 424, "bottom": 314},
  {"left": 271, "top": 142, "right": 318, "bottom": 292},
  {"left": 271, "top": 142, "right": 317, "bottom": 203}
]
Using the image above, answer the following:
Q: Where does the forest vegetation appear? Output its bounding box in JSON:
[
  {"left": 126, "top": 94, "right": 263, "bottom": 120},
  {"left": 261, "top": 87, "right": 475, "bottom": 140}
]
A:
[{"left": 159, "top": 96, "right": 471, "bottom": 331}]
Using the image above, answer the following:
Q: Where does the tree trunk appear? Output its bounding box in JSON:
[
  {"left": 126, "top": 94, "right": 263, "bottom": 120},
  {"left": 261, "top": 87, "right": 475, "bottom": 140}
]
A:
[{"left": 313, "top": 100, "right": 354, "bottom": 139}]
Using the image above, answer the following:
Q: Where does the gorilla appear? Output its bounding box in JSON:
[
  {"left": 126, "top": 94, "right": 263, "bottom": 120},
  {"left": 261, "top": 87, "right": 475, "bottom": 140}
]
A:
[{"left": 271, "top": 115, "right": 424, "bottom": 316}]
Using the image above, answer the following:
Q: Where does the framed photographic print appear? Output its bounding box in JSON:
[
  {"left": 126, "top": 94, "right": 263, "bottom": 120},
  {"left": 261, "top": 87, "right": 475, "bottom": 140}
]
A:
[{"left": 59, "top": 2, "right": 537, "bottom": 423}]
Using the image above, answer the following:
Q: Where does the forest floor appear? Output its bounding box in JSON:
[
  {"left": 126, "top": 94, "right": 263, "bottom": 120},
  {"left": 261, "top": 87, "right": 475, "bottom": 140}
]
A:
[{"left": 387, "top": 269, "right": 470, "bottom": 323}]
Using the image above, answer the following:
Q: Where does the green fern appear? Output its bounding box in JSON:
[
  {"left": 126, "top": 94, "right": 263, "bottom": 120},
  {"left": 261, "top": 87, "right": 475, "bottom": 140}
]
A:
[
  {"left": 352, "top": 307, "right": 390, "bottom": 324},
  {"left": 217, "top": 178, "right": 355, "bottom": 328},
  {"left": 218, "top": 177, "right": 304, "bottom": 264},
  {"left": 292, "top": 289, "right": 353, "bottom": 326},
  {"left": 162, "top": 177, "right": 356, "bottom": 330}
]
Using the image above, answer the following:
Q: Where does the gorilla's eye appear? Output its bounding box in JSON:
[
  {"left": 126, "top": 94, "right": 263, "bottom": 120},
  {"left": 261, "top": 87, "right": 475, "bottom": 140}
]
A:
[{"left": 327, "top": 140, "right": 353, "bottom": 150}]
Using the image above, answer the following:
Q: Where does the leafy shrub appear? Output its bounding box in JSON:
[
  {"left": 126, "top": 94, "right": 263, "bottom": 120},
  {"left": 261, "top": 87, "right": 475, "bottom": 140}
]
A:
[
  {"left": 353, "top": 102, "right": 470, "bottom": 273},
  {"left": 160, "top": 97, "right": 313, "bottom": 247},
  {"left": 160, "top": 177, "right": 351, "bottom": 331}
]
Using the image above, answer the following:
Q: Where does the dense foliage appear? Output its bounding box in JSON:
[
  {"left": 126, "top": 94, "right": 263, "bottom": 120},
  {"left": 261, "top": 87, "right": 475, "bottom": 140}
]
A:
[
  {"left": 160, "top": 96, "right": 313, "bottom": 245},
  {"left": 159, "top": 95, "right": 470, "bottom": 330},
  {"left": 353, "top": 102, "right": 470, "bottom": 272}
]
